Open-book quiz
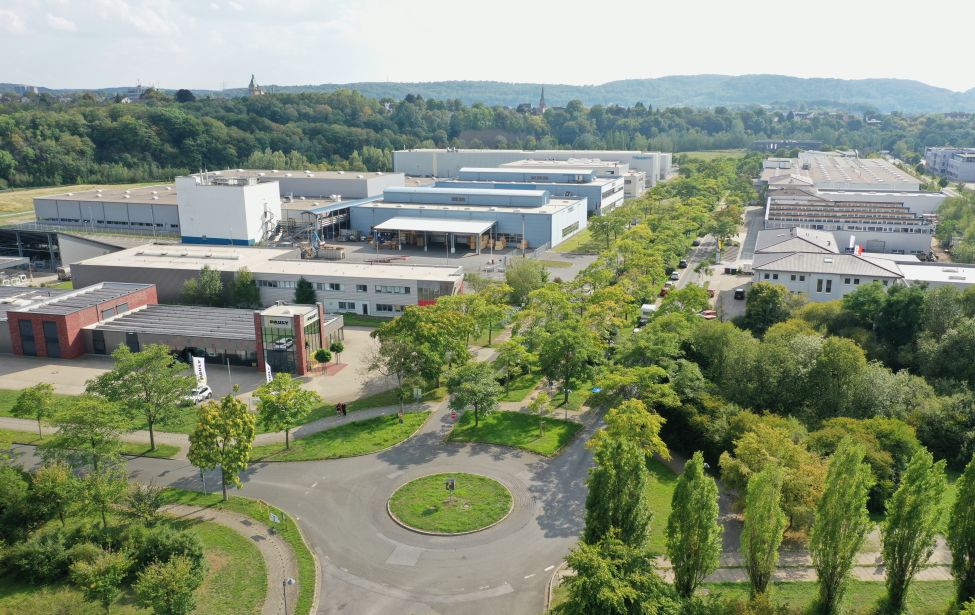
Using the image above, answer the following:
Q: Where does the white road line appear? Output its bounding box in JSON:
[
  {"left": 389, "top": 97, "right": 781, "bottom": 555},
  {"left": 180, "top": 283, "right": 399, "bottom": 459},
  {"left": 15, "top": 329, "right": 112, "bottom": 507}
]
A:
[
  {"left": 523, "top": 574, "right": 535, "bottom": 579},
  {"left": 311, "top": 482, "right": 318, "bottom": 488},
  {"left": 479, "top": 585, "right": 489, "bottom": 590},
  {"left": 544, "top": 565, "right": 555, "bottom": 572}
]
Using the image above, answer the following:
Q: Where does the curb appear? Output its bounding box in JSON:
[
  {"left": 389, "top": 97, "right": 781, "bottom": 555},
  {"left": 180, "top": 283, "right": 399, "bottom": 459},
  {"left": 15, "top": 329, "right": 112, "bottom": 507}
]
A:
[
  {"left": 281, "top": 506, "right": 322, "bottom": 615},
  {"left": 250, "top": 410, "right": 433, "bottom": 463},
  {"left": 386, "top": 472, "right": 516, "bottom": 537},
  {"left": 546, "top": 560, "right": 568, "bottom": 612}
]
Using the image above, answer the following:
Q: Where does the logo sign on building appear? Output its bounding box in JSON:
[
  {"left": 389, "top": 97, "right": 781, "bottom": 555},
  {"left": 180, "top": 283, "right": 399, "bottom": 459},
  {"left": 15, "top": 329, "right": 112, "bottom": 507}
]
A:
[
  {"left": 267, "top": 318, "right": 292, "bottom": 327},
  {"left": 192, "top": 356, "right": 207, "bottom": 384},
  {"left": 265, "top": 362, "right": 273, "bottom": 384}
]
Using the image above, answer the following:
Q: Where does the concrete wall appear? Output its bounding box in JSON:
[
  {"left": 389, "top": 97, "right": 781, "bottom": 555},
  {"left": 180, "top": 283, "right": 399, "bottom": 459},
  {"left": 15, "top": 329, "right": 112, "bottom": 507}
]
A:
[
  {"left": 57, "top": 234, "right": 124, "bottom": 266},
  {"left": 176, "top": 177, "right": 281, "bottom": 245},
  {"left": 274, "top": 173, "right": 405, "bottom": 199},
  {"left": 751, "top": 271, "right": 896, "bottom": 302}
]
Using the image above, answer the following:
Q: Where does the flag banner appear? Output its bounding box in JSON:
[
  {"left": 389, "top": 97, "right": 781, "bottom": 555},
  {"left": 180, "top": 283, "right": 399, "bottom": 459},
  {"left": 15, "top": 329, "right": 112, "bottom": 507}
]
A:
[
  {"left": 265, "top": 362, "right": 273, "bottom": 383},
  {"left": 192, "top": 356, "right": 207, "bottom": 384}
]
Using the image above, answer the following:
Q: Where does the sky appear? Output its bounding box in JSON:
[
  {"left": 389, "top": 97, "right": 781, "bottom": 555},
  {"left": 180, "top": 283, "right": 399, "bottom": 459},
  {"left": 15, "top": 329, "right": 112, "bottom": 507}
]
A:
[{"left": 2, "top": 0, "right": 974, "bottom": 92}]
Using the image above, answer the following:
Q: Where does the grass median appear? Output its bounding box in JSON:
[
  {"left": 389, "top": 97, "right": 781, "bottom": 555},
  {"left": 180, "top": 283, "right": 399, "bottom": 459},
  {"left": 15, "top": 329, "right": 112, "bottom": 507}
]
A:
[
  {"left": 160, "top": 488, "right": 314, "bottom": 615},
  {"left": 0, "top": 428, "right": 180, "bottom": 459},
  {"left": 389, "top": 473, "right": 512, "bottom": 534},
  {"left": 447, "top": 410, "right": 582, "bottom": 456},
  {"left": 250, "top": 411, "right": 430, "bottom": 462}
]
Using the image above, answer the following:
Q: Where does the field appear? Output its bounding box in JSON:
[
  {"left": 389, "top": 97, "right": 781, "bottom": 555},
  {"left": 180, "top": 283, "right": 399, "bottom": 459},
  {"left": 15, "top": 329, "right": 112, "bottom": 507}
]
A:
[
  {"left": 677, "top": 149, "right": 748, "bottom": 160},
  {"left": 0, "top": 183, "right": 161, "bottom": 220},
  {"left": 388, "top": 473, "right": 512, "bottom": 534},
  {"left": 644, "top": 459, "right": 679, "bottom": 553}
]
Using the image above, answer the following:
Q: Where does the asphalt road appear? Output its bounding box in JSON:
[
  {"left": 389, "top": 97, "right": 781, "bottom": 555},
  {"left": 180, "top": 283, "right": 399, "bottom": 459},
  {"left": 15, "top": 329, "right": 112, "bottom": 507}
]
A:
[{"left": 12, "top": 403, "right": 599, "bottom": 615}]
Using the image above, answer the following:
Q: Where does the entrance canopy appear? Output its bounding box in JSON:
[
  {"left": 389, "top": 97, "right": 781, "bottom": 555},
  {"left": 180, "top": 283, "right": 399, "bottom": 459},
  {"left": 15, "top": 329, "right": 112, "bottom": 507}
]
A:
[{"left": 373, "top": 217, "right": 494, "bottom": 235}]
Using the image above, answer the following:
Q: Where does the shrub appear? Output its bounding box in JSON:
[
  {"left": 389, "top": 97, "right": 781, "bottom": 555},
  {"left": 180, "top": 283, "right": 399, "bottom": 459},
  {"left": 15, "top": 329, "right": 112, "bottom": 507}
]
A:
[
  {"left": 3, "top": 530, "right": 70, "bottom": 583},
  {"left": 65, "top": 542, "right": 105, "bottom": 566},
  {"left": 132, "top": 526, "right": 205, "bottom": 577}
]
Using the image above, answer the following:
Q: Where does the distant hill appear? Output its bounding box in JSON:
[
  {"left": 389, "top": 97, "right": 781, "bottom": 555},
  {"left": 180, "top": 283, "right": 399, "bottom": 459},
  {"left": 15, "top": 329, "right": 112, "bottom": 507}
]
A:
[{"left": 5, "top": 74, "right": 975, "bottom": 113}]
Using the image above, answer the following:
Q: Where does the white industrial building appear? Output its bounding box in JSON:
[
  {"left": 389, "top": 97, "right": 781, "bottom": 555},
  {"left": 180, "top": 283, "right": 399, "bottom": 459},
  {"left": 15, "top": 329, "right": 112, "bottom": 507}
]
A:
[
  {"left": 924, "top": 147, "right": 975, "bottom": 183},
  {"left": 760, "top": 152, "right": 945, "bottom": 255},
  {"left": 750, "top": 227, "right": 975, "bottom": 301},
  {"left": 392, "top": 148, "right": 671, "bottom": 191},
  {"left": 499, "top": 159, "right": 647, "bottom": 199},
  {"left": 70, "top": 244, "right": 464, "bottom": 316}
]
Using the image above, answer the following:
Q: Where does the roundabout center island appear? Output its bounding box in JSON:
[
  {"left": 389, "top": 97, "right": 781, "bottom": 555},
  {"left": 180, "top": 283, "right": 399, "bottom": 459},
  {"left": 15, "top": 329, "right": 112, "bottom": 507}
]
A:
[{"left": 388, "top": 473, "right": 514, "bottom": 535}]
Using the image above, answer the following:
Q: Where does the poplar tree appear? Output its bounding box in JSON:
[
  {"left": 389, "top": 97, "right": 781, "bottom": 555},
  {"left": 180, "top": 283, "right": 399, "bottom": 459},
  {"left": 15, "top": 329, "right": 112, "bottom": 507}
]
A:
[
  {"left": 188, "top": 393, "right": 256, "bottom": 501},
  {"left": 882, "top": 449, "right": 947, "bottom": 614},
  {"left": 948, "top": 453, "right": 975, "bottom": 606},
  {"left": 583, "top": 433, "right": 652, "bottom": 548},
  {"left": 810, "top": 438, "right": 874, "bottom": 615},
  {"left": 666, "top": 451, "right": 722, "bottom": 598},
  {"left": 741, "top": 466, "right": 787, "bottom": 596}
]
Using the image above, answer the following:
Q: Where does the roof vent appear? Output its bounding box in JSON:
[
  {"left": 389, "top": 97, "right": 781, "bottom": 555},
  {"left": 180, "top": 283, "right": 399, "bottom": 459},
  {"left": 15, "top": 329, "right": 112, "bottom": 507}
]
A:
[
  {"left": 337, "top": 171, "right": 345, "bottom": 175},
  {"left": 151, "top": 196, "right": 158, "bottom": 200},
  {"left": 824, "top": 257, "right": 833, "bottom": 263},
  {"left": 272, "top": 169, "right": 279, "bottom": 173}
]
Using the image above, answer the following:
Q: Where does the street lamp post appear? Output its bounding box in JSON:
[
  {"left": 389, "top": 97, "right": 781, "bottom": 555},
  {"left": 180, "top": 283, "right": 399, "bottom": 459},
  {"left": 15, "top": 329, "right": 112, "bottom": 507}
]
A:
[{"left": 282, "top": 577, "right": 296, "bottom": 615}]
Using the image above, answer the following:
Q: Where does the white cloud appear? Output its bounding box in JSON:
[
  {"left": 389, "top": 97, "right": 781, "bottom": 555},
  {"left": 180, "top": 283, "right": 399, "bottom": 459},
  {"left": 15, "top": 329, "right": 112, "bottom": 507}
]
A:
[
  {"left": 227, "top": 1, "right": 244, "bottom": 11},
  {"left": 0, "top": 9, "right": 27, "bottom": 34},
  {"left": 46, "top": 13, "right": 77, "bottom": 31}
]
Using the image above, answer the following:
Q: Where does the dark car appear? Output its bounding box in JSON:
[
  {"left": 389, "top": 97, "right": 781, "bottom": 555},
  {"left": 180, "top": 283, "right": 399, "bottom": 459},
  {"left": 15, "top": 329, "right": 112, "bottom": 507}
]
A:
[
  {"left": 734, "top": 288, "right": 746, "bottom": 300},
  {"left": 691, "top": 239, "right": 701, "bottom": 247},
  {"left": 678, "top": 259, "right": 688, "bottom": 268}
]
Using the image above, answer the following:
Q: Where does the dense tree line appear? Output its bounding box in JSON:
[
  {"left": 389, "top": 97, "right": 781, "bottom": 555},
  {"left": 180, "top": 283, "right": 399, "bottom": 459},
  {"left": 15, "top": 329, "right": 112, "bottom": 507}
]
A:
[{"left": 5, "top": 89, "right": 975, "bottom": 188}]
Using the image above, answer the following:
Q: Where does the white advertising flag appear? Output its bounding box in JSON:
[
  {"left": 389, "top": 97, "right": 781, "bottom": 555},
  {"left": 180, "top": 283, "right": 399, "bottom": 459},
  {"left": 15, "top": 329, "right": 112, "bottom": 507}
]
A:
[
  {"left": 192, "top": 356, "right": 207, "bottom": 385},
  {"left": 265, "top": 362, "right": 273, "bottom": 383}
]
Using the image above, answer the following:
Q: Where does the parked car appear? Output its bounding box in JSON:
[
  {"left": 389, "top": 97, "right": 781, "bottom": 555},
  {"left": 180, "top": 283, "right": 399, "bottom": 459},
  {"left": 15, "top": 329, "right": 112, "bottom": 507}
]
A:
[
  {"left": 678, "top": 259, "right": 688, "bottom": 269},
  {"left": 706, "top": 288, "right": 716, "bottom": 298},
  {"left": 183, "top": 385, "right": 213, "bottom": 405},
  {"left": 273, "top": 337, "right": 295, "bottom": 350},
  {"left": 697, "top": 310, "right": 718, "bottom": 320},
  {"left": 692, "top": 239, "right": 701, "bottom": 247},
  {"left": 659, "top": 286, "right": 670, "bottom": 298},
  {"left": 669, "top": 271, "right": 681, "bottom": 281},
  {"left": 734, "top": 288, "right": 746, "bottom": 300}
]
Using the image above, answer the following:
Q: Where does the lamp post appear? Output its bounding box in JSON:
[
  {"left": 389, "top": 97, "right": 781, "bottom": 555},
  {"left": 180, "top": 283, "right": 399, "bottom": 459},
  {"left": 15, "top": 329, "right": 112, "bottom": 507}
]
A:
[{"left": 282, "top": 577, "right": 296, "bottom": 615}]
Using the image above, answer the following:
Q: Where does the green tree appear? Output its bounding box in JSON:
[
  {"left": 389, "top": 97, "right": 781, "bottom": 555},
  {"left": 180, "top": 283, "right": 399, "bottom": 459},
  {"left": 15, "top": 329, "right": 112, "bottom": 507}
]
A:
[
  {"left": 329, "top": 340, "right": 345, "bottom": 364},
  {"left": 810, "top": 438, "right": 874, "bottom": 615},
  {"left": 505, "top": 259, "right": 549, "bottom": 305},
  {"left": 948, "top": 454, "right": 975, "bottom": 606},
  {"left": 70, "top": 550, "right": 130, "bottom": 614},
  {"left": 881, "top": 449, "right": 947, "bottom": 614},
  {"left": 80, "top": 466, "right": 129, "bottom": 530},
  {"left": 537, "top": 318, "right": 602, "bottom": 404},
  {"left": 174, "top": 89, "right": 196, "bottom": 103},
  {"left": 528, "top": 391, "right": 552, "bottom": 436},
  {"left": 314, "top": 348, "right": 331, "bottom": 367},
  {"left": 666, "top": 451, "right": 722, "bottom": 599},
  {"left": 743, "top": 281, "right": 795, "bottom": 336},
  {"left": 372, "top": 303, "right": 471, "bottom": 387},
  {"left": 294, "top": 276, "right": 316, "bottom": 304},
  {"left": 741, "top": 466, "right": 787, "bottom": 597},
  {"left": 583, "top": 432, "right": 652, "bottom": 547},
  {"left": 602, "top": 399, "right": 669, "bottom": 459},
  {"left": 188, "top": 394, "right": 257, "bottom": 501},
  {"left": 367, "top": 334, "right": 421, "bottom": 414},
  {"left": 11, "top": 382, "right": 56, "bottom": 437},
  {"left": 588, "top": 215, "right": 627, "bottom": 249},
  {"left": 126, "top": 482, "right": 165, "bottom": 526},
  {"left": 446, "top": 361, "right": 502, "bottom": 428},
  {"left": 31, "top": 462, "right": 78, "bottom": 527},
  {"left": 553, "top": 531, "right": 678, "bottom": 615},
  {"left": 232, "top": 267, "right": 261, "bottom": 308},
  {"left": 87, "top": 344, "right": 194, "bottom": 451},
  {"left": 41, "top": 396, "right": 129, "bottom": 473},
  {"left": 181, "top": 265, "right": 224, "bottom": 307},
  {"left": 493, "top": 339, "right": 534, "bottom": 392},
  {"left": 255, "top": 373, "right": 321, "bottom": 448},
  {"left": 135, "top": 555, "right": 205, "bottom": 615},
  {"left": 476, "top": 283, "right": 513, "bottom": 344}
]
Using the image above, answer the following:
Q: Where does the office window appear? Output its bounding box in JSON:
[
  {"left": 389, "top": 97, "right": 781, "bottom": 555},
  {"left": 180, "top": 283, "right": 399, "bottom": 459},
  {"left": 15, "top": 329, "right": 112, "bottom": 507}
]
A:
[
  {"left": 790, "top": 274, "right": 796, "bottom": 281},
  {"left": 772, "top": 274, "right": 778, "bottom": 280},
  {"left": 825, "top": 280, "right": 833, "bottom": 293},
  {"left": 356, "top": 284, "right": 367, "bottom": 292},
  {"left": 763, "top": 273, "right": 770, "bottom": 280},
  {"left": 854, "top": 278, "right": 860, "bottom": 285},
  {"left": 328, "top": 283, "right": 341, "bottom": 291},
  {"left": 816, "top": 279, "right": 824, "bottom": 293},
  {"left": 844, "top": 278, "right": 851, "bottom": 285},
  {"left": 800, "top": 275, "right": 806, "bottom": 282},
  {"left": 337, "top": 301, "right": 355, "bottom": 311},
  {"left": 375, "top": 285, "right": 410, "bottom": 295}
]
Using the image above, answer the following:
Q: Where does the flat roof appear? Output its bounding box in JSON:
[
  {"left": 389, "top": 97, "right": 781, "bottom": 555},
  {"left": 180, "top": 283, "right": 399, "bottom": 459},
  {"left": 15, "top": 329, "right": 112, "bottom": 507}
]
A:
[
  {"left": 388, "top": 186, "right": 550, "bottom": 198},
  {"left": 0, "top": 287, "right": 70, "bottom": 321},
  {"left": 900, "top": 263, "right": 975, "bottom": 285},
  {"left": 504, "top": 158, "right": 625, "bottom": 167},
  {"left": 92, "top": 304, "right": 257, "bottom": 341},
  {"left": 18, "top": 282, "right": 153, "bottom": 315},
  {"left": 187, "top": 169, "right": 403, "bottom": 181},
  {"left": 75, "top": 245, "right": 464, "bottom": 282},
  {"left": 35, "top": 185, "right": 178, "bottom": 205},
  {"left": 360, "top": 198, "right": 580, "bottom": 215},
  {"left": 799, "top": 152, "right": 920, "bottom": 186},
  {"left": 261, "top": 304, "right": 319, "bottom": 318},
  {"left": 459, "top": 166, "right": 596, "bottom": 175},
  {"left": 373, "top": 217, "right": 495, "bottom": 235}
]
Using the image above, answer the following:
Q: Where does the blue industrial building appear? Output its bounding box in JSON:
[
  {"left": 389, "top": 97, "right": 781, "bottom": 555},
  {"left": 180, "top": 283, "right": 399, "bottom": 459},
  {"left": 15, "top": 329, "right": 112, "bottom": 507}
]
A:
[
  {"left": 435, "top": 167, "right": 625, "bottom": 215},
  {"left": 348, "top": 186, "right": 588, "bottom": 250}
]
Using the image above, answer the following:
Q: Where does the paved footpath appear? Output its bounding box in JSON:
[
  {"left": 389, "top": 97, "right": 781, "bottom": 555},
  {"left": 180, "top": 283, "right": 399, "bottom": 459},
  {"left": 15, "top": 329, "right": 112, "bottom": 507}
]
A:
[{"left": 160, "top": 503, "right": 303, "bottom": 615}]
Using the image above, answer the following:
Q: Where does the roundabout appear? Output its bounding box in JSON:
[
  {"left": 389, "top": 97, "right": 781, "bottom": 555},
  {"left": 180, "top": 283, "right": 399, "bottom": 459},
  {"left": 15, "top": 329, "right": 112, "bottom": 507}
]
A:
[{"left": 388, "top": 472, "right": 514, "bottom": 535}]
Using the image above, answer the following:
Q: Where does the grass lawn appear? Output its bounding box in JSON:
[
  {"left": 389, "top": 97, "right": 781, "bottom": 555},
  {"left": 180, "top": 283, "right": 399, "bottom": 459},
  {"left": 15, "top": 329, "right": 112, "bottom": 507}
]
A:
[
  {"left": 44, "top": 281, "right": 73, "bottom": 289},
  {"left": 704, "top": 580, "right": 954, "bottom": 614},
  {"left": 0, "top": 428, "right": 180, "bottom": 459},
  {"left": 160, "top": 487, "right": 316, "bottom": 615},
  {"left": 0, "top": 182, "right": 161, "bottom": 218},
  {"left": 250, "top": 411, "right": 429, "bottom": 461},
  {"left": 389, "top": 472, "right": 512, "bottom": 534},
  {"left": 644, "top": 459, "right": 679, "bottom": 554},
  {"left": 500, "top": 371, "right": 542, "bottom": 402},
  {"left": 553, "top": 228, "right": 600, "bottom": 254},
  {"left": 448, "top": 410, "right": 582, "bottom": 456},
  {"left": 0, "top": 513, "right": 265, "bottom": 615},
  {"left": 340, "top": 313, "right": 390, "bottom": 328},
  {"left": 552, "top": 381, "right": 593, "bottom": 412},
  {"left": 677, "top": 149, "right": 747, "bottom": 160}
]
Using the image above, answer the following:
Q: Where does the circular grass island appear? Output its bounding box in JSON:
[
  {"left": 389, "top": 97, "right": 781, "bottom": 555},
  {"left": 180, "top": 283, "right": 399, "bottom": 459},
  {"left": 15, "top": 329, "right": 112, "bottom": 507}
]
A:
[{"left": 388, "top": 473, "right": 513, "bottom": 535}]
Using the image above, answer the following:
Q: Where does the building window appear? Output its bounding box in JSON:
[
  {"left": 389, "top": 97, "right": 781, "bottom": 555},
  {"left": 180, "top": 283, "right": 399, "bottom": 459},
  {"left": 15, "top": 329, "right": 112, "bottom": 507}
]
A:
[
  {"left": 800, "top": 275, "right": 806, "bottom": 282},
  {"left": 376, "top": 285, "right": 410, "bottom": 294},
  {"left": 854, "top": 278, "right": 860, "bottom": 285},
  {"left": 561, "top": 221, "right": 580, "bottom": 238},
  {"left": 772, "top": 274, "right": 779, "bottom": 280},
  {"left": 337, "top": 301, "right": 356, "bottom": 311},
  {"left": 790, "top": 274, "right": 796, "bottom": 281},
  {"left": 844, "top": 278, "right": 851, "bottom": 285},
  {"left": 18, "top": 320, "right": 35, "bottom": 356},
  {"left": 816, "top": 279, "right": 824, "bottom": 293},
  {"left": 356, "top": 284, "right": 367, "bottom": 292},
  {"left": 825, "top": 280, "right": 833, "bottom": 293},
  {"left": 328, "top": 283, "right": 341, "bottom": 291},
  {"left": 764, "top": 273, "right": 770, "bottom": 280}
]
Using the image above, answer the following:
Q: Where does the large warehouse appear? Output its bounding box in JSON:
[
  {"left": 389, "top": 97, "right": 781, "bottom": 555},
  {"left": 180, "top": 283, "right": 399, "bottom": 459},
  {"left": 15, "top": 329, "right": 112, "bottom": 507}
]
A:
[
  {"left": 348, "top": 185, "right": 588, "bottom": 250},
  {"left": 435, "top": 166, "right": 624, "bottom": 214},
  {"left": 71, "top": 244, "right": 464, "bottom": 317},
  {"left": 392, "top": 148, "right": 672, "bottom": 187}
]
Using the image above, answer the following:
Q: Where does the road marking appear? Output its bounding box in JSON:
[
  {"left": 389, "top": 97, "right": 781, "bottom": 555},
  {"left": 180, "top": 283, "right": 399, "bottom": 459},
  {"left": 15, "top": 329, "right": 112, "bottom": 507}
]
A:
[
  {"left": 544, "top": 565, "right": 555, "bottom": 572},
  {"left": 387, "top": 470, "right": 404, "bottom": 479},
  {"left": 523, "top": 574, "right": 535, "bottom": 579},
  {"left": 479, "top": 585, "right": 489, "bottom": 590},
  {"left": 310, "top": 482, "right": 318, "bottom": 488}
]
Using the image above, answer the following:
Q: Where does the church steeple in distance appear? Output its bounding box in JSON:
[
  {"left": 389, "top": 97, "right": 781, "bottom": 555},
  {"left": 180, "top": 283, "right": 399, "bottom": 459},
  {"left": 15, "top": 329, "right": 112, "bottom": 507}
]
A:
[{"left": 538, "top": 86, "right": 547, "bottom": 113}]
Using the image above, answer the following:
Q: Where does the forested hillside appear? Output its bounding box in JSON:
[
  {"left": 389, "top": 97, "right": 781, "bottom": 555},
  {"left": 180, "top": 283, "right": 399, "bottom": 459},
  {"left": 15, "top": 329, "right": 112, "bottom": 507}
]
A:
[{"left": 3, "top": 89, "right": 975, "bottom": 188}]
